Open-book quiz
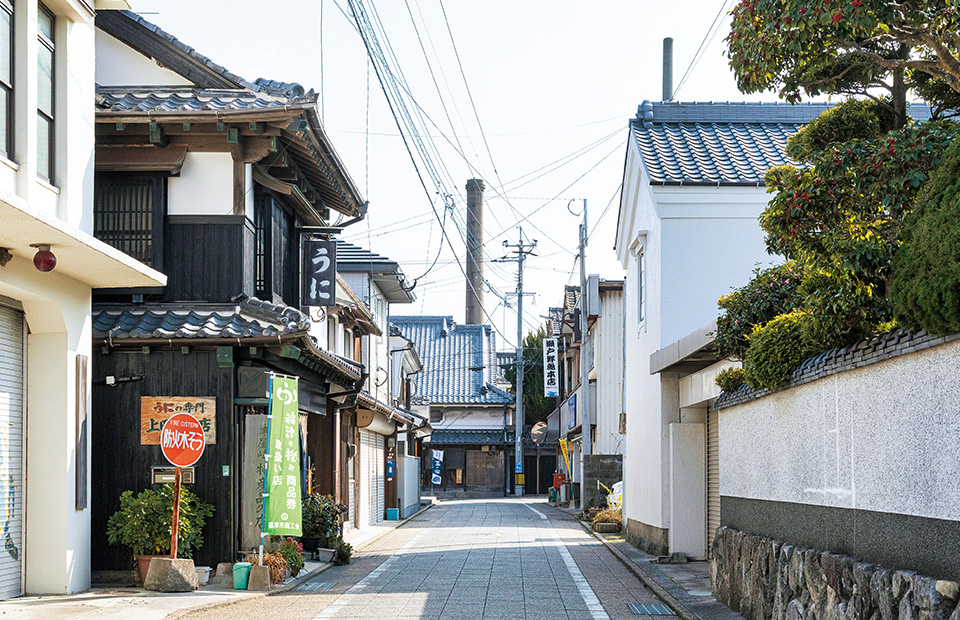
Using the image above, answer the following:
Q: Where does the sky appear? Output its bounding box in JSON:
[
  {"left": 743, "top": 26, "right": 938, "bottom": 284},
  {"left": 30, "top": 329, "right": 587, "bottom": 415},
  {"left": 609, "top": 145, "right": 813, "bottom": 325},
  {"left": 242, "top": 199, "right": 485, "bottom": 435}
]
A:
[{"left": 137, "top": 0, "right": 774, "bottom": 351}]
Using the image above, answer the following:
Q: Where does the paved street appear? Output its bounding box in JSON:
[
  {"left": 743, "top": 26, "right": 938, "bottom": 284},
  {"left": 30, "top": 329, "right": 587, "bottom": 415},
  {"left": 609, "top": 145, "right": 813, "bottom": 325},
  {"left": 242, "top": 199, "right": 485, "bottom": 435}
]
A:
[{"left": 183, "top": 499, "right": 664, "bottom": 620}]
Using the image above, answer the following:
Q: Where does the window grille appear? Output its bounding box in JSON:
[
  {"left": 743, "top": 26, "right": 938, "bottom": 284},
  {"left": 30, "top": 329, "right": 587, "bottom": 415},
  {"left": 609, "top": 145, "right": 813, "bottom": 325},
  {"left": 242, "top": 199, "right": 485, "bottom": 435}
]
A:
[{"left": 94, "top": 175, "right": 164, "bottom": 267}]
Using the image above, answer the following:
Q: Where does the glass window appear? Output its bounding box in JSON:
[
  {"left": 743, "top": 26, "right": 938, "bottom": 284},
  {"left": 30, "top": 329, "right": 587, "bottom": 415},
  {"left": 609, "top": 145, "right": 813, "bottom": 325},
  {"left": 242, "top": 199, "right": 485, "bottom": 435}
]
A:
[
  {"left": 37, "top": 3, "right": 54, "bottom": 182},
  {"left": 0, "top": 1, "right": 12, "bottom": 158}
]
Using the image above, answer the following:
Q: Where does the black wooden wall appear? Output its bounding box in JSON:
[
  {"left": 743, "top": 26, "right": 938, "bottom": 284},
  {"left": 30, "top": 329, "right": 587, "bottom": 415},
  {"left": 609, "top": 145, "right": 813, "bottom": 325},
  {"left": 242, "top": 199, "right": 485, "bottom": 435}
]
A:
[
  {"left": 163, "top": 215, "right": 255, "bottom": 302},
  {"left": 91, "top": 349, "right": 238, "bottom": 571}
]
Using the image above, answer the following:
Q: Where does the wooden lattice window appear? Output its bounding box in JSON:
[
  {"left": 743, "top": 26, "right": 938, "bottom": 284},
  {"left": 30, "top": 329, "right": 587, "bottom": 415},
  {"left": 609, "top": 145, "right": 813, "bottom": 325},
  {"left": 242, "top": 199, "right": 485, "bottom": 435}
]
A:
[{"left": 94, "top": 173, "right": 165, "bottom": 267}]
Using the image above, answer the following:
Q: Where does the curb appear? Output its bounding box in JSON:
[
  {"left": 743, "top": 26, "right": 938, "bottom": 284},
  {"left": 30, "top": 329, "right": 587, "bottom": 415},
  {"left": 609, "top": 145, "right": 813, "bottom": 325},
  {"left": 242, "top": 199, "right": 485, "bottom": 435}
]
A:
[
  {"left": 167, "top": 503, "right": 435, "bottom": 619},
  {"left": 549, "top": 504, "right": 702, "bottom": 620}
]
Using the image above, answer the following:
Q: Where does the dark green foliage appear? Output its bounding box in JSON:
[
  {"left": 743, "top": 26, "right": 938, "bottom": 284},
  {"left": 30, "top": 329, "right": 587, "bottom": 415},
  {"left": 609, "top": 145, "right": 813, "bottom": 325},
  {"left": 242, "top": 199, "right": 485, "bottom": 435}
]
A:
[
  {"left": 786, "top": 99, "right": 894, "bottom": 162},
  {"left": 301, "top": 493, "right": 347, "bottom": 545},
  {"left": 743, "top": 311, "right": 816, "bottom": 391},
  {"left": 331, "top": 536, "right": 352, "bottom": 565},
  {"left": 503, "top": 327, "right": 553, "bottom": 425},
  {"left": 891, "top": 139, "right": 960, "bottom": 335},
  {"left": 716, "top": 262, "right": 804, "bottom": 360},
  {"left": 715, "top": 367, "right": 746, "bottom": 393},
  {"left": 105, "top": 485, "right": 214, "bottom": 558}
]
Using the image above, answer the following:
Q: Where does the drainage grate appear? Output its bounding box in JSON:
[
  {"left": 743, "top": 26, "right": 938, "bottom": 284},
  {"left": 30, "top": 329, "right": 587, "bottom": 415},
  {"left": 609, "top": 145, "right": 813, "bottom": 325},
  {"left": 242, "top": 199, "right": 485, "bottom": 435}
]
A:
[
  {"left": 297, "top": 580, "right": 336, "bottom": 592},
  {"left": 628, "top": 602, "right": 676, "bottom": 616}
]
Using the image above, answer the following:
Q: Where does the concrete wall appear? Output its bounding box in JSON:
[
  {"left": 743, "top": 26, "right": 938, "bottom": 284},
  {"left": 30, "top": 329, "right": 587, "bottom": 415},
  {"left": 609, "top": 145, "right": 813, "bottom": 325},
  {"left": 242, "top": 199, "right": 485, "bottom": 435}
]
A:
[
  {"left": 582, "top": 454, "right": 622, "bottom": 510},
  {"left": 718, "top": 339, "right": 960, "bottom": 576},
  {"left": 397, "top": 454, "right": 420, "bottom": 518},
  {"left": 0, "top": 4, "right": 103, "bottom": 595}
]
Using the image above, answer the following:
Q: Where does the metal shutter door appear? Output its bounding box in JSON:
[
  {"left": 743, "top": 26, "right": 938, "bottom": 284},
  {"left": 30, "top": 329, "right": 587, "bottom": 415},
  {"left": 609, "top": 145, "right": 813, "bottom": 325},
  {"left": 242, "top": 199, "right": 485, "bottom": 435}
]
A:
[
  {"left": 359, "top": 430, "right": 374, "bottom": 527},
  {"left": 374, "top": 434, "right": 384, "bottom": 524},
  {"left": 0, "top": 306, "right": 23, "bottom": 599},
  {"left": 706, "top": 406, "right": 720, "bottom": 558}
]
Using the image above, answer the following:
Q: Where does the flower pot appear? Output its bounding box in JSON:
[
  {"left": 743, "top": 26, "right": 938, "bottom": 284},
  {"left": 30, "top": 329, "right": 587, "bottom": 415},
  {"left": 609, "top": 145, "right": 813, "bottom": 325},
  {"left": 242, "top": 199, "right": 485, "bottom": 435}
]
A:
[
  {"left": 136, "top": 555, "right": 166, "bottom": 584},
  {"left": 195, "top": 566, "right": 212, "bottom": 585},
  {"left": 315, "top": 548, "right": 335, "bottom": 563}
]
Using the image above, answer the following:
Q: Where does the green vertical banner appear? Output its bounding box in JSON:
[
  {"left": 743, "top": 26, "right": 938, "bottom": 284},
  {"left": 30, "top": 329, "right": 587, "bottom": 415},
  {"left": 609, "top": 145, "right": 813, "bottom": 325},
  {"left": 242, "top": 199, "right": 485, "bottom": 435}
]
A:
[{"left": 264, "top": 376, "right": 302, "bottom": 536}]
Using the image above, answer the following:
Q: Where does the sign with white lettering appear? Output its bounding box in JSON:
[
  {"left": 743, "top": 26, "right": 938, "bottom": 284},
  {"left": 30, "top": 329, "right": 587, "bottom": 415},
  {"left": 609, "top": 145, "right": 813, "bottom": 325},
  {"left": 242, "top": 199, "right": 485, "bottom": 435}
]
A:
[
  {"left": 141, "top": 397, "right": 216, "bottom": 445},
  {"left": 431, "top": 449, "right": 444, "bottom": 485},
  {"left": 160, "top": 413, "right": 205, "bottom": 468},
  {"left": 302, "top": 239, "right": 337, "bottom": 307},
  {"left": 264, "top": 376, "right": 302, "bottom": 536},
  {"left": 543, "top": 337, "right": 559, "bottom": 397}
]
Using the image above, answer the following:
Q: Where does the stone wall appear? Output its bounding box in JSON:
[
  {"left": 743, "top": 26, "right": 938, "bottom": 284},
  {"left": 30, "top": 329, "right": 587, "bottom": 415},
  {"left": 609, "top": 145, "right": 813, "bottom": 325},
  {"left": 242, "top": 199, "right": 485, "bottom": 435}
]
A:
[
  {"left": 711, "top": 528, "right": 960, "bottom": 620},
  {"left": 582, "top": 454, "right": 622, "bottom": 510}
]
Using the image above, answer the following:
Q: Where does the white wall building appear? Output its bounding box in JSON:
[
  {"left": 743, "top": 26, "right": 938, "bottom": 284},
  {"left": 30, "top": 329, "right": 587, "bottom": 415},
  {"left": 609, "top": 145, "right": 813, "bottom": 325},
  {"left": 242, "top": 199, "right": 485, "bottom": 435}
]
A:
[
  {"left": 0, "top": 0, "right": 164, "bottom": 597},
  {"left": 614, "top": 100, "right": 831, "bottom": 559}
]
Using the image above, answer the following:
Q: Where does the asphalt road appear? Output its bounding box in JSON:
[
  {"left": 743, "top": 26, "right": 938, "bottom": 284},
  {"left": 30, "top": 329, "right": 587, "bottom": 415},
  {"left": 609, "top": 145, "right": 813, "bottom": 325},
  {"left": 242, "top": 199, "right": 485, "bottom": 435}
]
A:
[{"left": 181, "top": 499, "right": 665, "bottom": 620}]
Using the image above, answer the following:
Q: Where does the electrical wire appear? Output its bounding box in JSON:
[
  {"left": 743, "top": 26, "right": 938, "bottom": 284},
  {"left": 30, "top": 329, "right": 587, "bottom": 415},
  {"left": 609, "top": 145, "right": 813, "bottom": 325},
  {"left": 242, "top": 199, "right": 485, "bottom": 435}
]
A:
[{"left": 673, "top": 0, "right": 733, "bottom": 98}]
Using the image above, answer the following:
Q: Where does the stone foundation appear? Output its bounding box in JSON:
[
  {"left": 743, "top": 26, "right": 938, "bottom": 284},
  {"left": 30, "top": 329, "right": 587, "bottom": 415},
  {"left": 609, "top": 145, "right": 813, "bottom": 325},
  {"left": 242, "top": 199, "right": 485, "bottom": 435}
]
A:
[
  {"left": 711, "top": 527, "right": 960, "bottom": 620},
  {"left": 625, "top": 517, "right": 669, "bottom": 556}
]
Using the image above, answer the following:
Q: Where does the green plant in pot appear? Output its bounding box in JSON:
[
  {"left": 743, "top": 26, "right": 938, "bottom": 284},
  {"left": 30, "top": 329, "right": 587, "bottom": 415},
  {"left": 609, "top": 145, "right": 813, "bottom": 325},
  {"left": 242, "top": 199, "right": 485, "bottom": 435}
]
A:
[
  {"left": 300, "top": 493, "right": 347, "bottom": 557},
  {"left": 105, "top": 484, "right": 214, "bottom": 582}
]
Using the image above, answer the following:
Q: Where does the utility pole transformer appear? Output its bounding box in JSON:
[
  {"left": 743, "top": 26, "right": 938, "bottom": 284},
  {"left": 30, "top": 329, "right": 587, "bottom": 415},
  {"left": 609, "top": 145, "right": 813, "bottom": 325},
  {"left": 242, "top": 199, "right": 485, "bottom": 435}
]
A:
[{"left": 497, "top": 229, "right": 537, "bottom": 497}]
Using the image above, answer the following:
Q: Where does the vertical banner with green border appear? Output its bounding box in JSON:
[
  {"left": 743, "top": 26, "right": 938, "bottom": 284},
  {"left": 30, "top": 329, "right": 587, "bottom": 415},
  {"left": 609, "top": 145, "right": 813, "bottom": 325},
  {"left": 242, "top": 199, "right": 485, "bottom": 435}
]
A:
[{"left": 264, "top": 375, "right": 302, "bottom": 536}]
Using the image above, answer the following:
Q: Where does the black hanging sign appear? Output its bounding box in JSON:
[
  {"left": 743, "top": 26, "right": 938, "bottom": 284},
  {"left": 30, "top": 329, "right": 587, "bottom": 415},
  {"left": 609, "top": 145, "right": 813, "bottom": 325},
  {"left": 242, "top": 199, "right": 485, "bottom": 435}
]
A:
[{"left": 302, "top": 239, "right": 337, "bottom": 306}]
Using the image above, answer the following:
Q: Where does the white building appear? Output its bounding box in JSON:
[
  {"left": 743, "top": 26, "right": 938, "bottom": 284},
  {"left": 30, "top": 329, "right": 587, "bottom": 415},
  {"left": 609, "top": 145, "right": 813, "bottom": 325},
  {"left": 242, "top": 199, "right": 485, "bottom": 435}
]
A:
[
  {"left": 613, "top": 100, "right": 830, "bottom": 559},
  {"left": 0, "top": 1, "right": 164, "bottom": 597}
]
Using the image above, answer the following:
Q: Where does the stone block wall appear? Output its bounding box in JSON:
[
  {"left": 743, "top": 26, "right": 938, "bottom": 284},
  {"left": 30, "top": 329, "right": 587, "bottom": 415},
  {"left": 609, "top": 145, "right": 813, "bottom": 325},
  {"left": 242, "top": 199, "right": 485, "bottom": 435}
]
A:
[
  {"left": 712, "top": 528, "right": 960, "bottom": 620},
  {"left": 582, "top": 454, "right": 622, "bottom": 510}
]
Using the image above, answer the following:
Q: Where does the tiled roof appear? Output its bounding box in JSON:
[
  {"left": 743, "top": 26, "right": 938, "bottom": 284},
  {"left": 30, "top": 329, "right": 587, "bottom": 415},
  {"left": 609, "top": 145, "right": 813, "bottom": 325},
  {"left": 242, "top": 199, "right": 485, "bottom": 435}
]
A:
[
  {"left": 632, "top": 101, "right": 932, "bottom": 186},
  {"left": 390, "top": 316, "right": 514, "bottom": 406},
  {"left": 93, "top": 297, "right": 310, "bottom": 340},
  {"left": 96, "top": 89, "right": 311, "bottom": 114},
  {"left": 427, "top": 429, "right": 510, "bottom": 446},
  {"left": 337, "top": 241, "right": 415, "bottom": 303}
]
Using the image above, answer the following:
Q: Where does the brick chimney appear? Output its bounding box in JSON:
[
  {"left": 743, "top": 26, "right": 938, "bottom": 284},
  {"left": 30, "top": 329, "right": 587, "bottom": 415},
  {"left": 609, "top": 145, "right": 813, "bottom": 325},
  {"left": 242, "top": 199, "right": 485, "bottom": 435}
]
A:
[{"left": 465, "top": 179, "right": 485, "bottom": 324}]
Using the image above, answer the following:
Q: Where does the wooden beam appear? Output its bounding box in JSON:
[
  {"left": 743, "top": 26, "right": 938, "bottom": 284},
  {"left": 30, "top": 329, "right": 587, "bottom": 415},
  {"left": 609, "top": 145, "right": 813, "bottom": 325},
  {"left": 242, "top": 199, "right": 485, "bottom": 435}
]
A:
[
  {"left": 241, "top": 137, "right": 277, "bottom": 163},
  {"left": 233, "top": 158, "right": 246, "bottom": 216}
]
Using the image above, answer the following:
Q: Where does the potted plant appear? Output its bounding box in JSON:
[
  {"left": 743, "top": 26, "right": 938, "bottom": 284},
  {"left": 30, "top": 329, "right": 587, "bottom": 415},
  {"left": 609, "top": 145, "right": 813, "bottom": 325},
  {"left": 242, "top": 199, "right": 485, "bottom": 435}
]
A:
[
  {"left": 106, "top": 484, "right": 214, "bottom": 582},
  {"left": 300, "top": 493, "right": 347, "bottom": 561},
  {"left": 277, "top": 538, "right": 305, "bottom": 577}
]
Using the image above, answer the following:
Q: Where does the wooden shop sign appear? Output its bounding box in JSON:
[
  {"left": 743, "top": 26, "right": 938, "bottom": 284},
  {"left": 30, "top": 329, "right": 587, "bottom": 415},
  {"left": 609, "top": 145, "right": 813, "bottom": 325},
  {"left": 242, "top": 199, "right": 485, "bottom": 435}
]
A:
[{"left": 141, "top": 397, "right": 216, "bottom": 445}]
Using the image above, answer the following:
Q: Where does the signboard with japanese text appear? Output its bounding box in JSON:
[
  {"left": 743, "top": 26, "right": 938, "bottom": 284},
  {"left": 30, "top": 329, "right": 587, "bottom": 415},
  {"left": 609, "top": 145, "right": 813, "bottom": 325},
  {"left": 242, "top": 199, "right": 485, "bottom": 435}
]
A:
[
  {"left": 302, "top": 239, "right": 337, "bottom": 307},
  {"left": 567, "top": 392, "right": 578, "bottom": 430},
  {"left": 264, "top": 376, "right": 302, "bottom": 536},
  {"left": 160, "top": 413, "right": 205, "bottom": 468},
  {"left": 543, "top": 337, "right": 559, "bottom": 398},
  {"left": 431, "top": 449, "right": 443, "bottom": 485},
  {"left": 141, "top": 397, "right": 216, "bottom": 445}
]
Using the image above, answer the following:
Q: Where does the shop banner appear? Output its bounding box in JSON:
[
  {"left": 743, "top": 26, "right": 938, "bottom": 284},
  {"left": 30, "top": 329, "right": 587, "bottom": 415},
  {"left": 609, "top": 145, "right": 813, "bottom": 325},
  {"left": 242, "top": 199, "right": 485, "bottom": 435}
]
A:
[
  {"left": 559, "top": 438, "right": 570, "bottom": 474},
  {"left": 431, "top": 449, "right": 444, "bottom": 485},
  {"left": 264, "top": 376, "right": 302, "bottom": 536},
  {"left": 543, "top": 338, "right": 559, "bottom": 398}
]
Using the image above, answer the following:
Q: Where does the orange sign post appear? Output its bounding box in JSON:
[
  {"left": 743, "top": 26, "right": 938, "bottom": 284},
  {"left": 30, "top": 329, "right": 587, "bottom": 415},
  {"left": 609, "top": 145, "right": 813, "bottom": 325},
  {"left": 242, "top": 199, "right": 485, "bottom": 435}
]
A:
[{"left": 159, "top": 412, "right": 205, "bottom": 559}]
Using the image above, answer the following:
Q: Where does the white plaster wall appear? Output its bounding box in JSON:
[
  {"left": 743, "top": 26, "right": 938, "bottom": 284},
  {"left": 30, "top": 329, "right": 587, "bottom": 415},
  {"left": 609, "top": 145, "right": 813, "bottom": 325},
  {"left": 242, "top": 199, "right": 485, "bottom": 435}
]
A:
[
  {"left": 620, "top": 142, "right": 671, "bottom": 533},
  {"left": 719, "top": 340, "right": 960, "bottom": 522},
  {"left": 593, "top": 289, "right": 624, "bottom": 456},
  {"left": 433, "top": 407, "right": 505, "bottom": 430},
  {"left": 95, "top": 30, "right": 193, "bottom": 87},
  {"left": 167, "top": 153, "right": 234, "bottom": 215},
  {"left": 669, "top": 422, "right": 706, "bottom": 558}
]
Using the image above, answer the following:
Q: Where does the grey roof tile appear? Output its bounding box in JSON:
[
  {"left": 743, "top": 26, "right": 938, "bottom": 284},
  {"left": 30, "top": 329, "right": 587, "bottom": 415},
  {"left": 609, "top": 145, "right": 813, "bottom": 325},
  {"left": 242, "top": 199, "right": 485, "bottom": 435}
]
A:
[
  {"left": 633, "top": 100, "right": 931, "bottom": 185},
  {"left": 390, "top": 316, "right": 514, "bottom": 406},
  {"left": 96, "top": 89, "right": 305, "bottom": 114}
]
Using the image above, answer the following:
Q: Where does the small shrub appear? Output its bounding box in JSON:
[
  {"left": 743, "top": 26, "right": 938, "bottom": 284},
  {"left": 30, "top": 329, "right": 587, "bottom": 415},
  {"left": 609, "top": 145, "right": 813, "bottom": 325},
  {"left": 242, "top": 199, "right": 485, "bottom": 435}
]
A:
[
  {"left": 302, "top": 493, "right": 347, "bottom": 546},
  {"left": 106, "top": 485, "right": 214, "bottom": 559},
  {"left": 743, "top": 310, "right": 815, "bottom": 391},
  {"left": 591, "top": 509, "right": 621, "bottom": 527},
  {"left": 891, "top": 138, "right": 960, "bottom": 335},
  {"left": 331, "top": 536, "right": 352, "bottom": 565},
  {"left": 278, "top": 537, "right": 305, "bottom": 577},
  {"left": 714, "top": 367, "right": 745, "bottom": 393},
  {"left": 786, "top": 98, "right": 894, "bottom": 162},
  {"left": 716, "top": 262, "right": 804, "bottom": 360}
]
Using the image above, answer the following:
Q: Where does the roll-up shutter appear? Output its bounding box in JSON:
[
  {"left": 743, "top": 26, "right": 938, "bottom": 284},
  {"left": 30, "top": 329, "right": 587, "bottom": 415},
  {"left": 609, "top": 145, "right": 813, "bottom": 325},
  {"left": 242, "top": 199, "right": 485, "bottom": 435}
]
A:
[
  {"left": 706, "top": 405, "right": 720, "bottom": 557},
  {"left": 0, "top": 305, "right": 24, "bottom": 599},
  {"left": 359, "top": 430, "right": 374, "bottom": 527}
]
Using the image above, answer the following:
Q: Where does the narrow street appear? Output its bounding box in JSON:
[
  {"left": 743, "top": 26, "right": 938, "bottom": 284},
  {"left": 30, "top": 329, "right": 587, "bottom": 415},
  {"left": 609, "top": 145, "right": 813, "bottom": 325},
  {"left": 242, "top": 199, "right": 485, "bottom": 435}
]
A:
[{"left": 184, "top": 499, "right": 664, "bottom": 620}]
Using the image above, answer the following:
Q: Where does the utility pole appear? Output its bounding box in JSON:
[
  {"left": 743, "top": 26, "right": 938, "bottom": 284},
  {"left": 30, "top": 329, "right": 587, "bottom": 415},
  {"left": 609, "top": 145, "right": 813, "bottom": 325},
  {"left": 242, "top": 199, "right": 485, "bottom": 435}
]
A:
[
  {"left": 579, "top": 199, "right": 591, "bottom": 463},
  {"left": 496, "top": 228, "right": 537, "bottom": 498}
]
